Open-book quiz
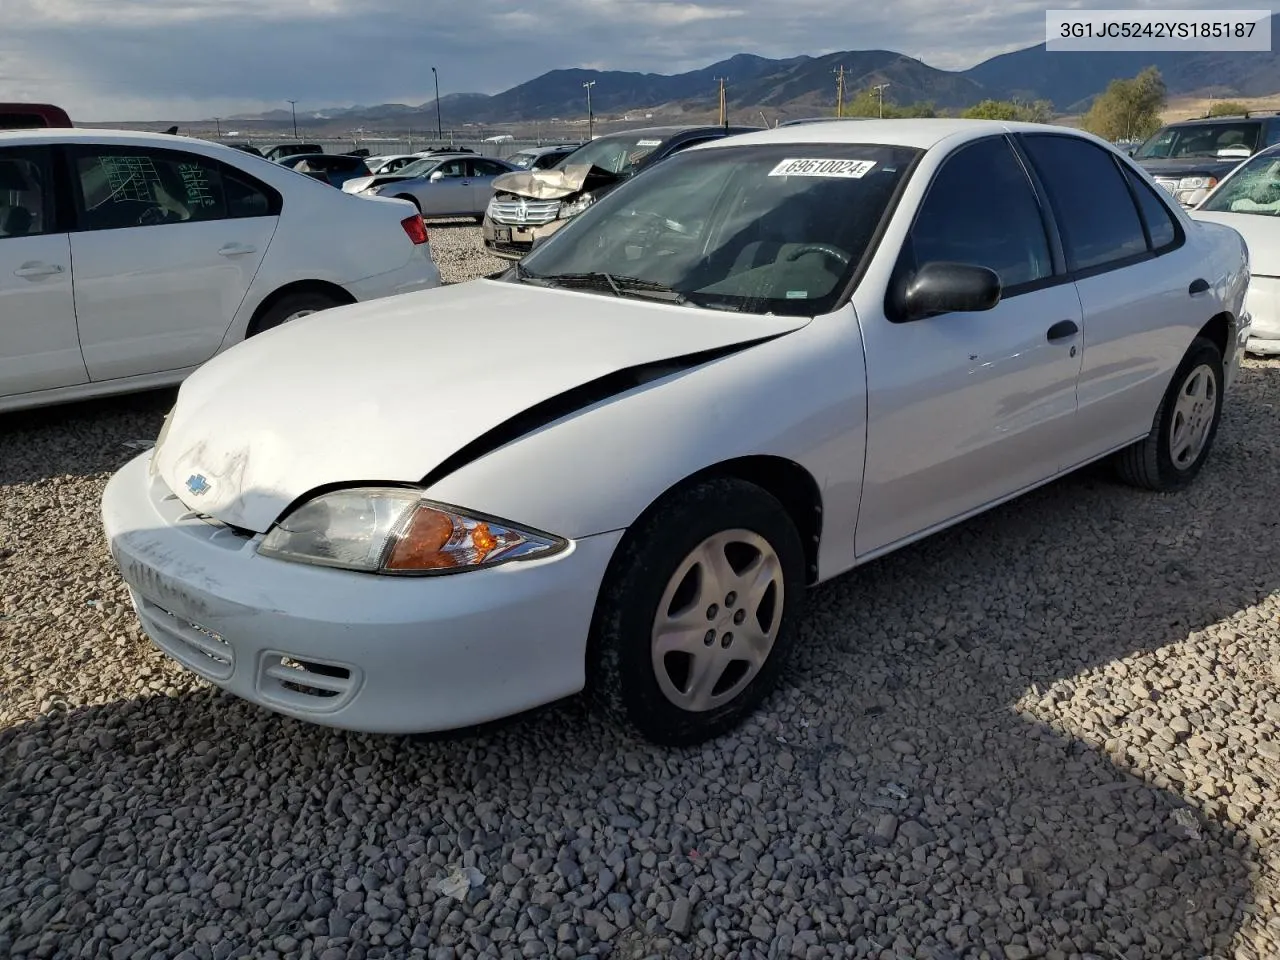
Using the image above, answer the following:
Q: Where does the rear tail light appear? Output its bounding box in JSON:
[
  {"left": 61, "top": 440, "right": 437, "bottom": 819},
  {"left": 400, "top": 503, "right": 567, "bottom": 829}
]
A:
[{"left": 401, "top": 214, "right": 429, "bottom": 245}]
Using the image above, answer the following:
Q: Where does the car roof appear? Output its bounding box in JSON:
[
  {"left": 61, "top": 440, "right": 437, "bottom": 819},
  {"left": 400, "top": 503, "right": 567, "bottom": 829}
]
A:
[
  {"left": 691, "top": 118, "right": 1112, "bottom": 152},
  {"left": 0, "top": 127, "right": 218, "bottom": 148},
  {"left": 1161, "top": 115, "right": 1267, "bottom": 126}
]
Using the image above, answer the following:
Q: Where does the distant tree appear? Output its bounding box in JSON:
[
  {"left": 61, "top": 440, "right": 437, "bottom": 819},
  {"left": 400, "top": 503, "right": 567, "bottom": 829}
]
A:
[
  {"left": 1081, "top": 66, "right": 1166, "bottom": 140},
  {"left": 960, "top": 99, "right": 1054, "bottom": 122},
  {"left": 1208, "top": 100, "right": 1249, "bottom": 117},
  {"left": 892, "top": 100, "right": 937, "bottom": 119},
  {"left": 840, "top": 87, "right": 937, "bottom": 119}
]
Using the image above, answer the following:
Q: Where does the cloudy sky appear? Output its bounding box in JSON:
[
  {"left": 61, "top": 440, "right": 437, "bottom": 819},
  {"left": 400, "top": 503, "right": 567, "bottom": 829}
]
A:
[{"left": 0, "top": 0, "right": 1242, "bottom": 120}]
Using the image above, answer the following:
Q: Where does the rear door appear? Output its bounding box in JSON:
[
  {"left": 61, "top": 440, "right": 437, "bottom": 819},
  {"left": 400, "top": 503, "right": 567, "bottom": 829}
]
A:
[
  {"left": 68, "top": 143, "right": 279, "bottom": 381},
  {"left": 467, "top": 158, "right": 511, "bottom": 214},
  {"left": 1017, "top": 133, "right": 1208, "bottom": 465},
  {"left": 0, "top": 144, "right": 85, "bottom": 397}
]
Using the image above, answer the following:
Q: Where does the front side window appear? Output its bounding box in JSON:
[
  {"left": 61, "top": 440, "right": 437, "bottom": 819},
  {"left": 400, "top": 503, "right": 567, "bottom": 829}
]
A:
[
  {"left": 0, "top": 146, "right": 55, "bottom": 238},
  {"left": 904, "top": 136, "right": 1052, "bottom": 292},
  {"left": 433, "top": 159, "right": 467, "bottom": 178},
  {"left": 1199, "top": 152, "right": 1280, "bottom": 215},
  {"left": 1020, "top": 134, "right": 1149, "bottom": 272},
  {"left": 519, "top": 143, "right": 920, "bottom": 317},
  {"left": 72, "top": 147, "right": 229, "bottom": 230},
  {"left": 1134, "top": 122, "right": 1260, "bottom": 160}
]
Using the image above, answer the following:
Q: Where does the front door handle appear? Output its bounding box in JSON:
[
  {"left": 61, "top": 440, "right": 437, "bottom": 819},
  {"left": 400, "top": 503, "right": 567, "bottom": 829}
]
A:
[
  {"left": 14, "top": 262, "right": 64, "bottom": 279},
  {"left": 1046, "top": 319, "right": 1079, "bottom": 342},
  {"left": 218, "top": 243, "right": 257, "bottom": 257},
  {"left": 1189, "top": 277, "right": 1210, "bottom": 295}
]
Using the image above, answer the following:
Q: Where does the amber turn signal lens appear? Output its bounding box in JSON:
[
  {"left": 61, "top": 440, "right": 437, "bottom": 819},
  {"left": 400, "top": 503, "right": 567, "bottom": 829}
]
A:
[{"left": 385, "top": 505, "right": 455, "bottom": 569}]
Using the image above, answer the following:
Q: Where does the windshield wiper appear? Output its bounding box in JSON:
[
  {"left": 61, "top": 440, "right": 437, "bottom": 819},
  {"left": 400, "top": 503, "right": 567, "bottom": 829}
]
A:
[{"left": 534, "top": 271, "right": 688, "bottom": 304}]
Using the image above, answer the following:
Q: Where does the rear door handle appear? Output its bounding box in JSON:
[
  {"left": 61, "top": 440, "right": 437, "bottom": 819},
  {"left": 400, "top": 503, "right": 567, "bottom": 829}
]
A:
[
  {"left": 1047, "top": 319, "right": 1079, "bottom": 342},
  {"left": 1189, "top": 278, "right": 1210, "bottom": 295},
  {"left": 218, "top": 243, "right": 257, "bottom": 257},
  {"left": 14, "top": 262, "right": 63, "bottom": 279}
]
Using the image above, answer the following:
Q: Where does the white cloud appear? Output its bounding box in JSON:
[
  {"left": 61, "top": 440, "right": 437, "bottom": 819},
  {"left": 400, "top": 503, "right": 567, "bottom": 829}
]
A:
[{"left": 0, "top": 0, "right": 1251, "bottom": 120}]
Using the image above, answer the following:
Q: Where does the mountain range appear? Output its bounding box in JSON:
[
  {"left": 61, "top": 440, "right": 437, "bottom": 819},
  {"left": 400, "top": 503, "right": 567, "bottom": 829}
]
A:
[{"left": 226, "top": 18, "right": 1280, "bottom": 130}]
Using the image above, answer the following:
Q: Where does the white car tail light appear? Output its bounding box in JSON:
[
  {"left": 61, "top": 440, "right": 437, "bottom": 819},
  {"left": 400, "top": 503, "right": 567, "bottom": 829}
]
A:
[{"left": 401, "top": 214, "right": 429, "bottom": 245}]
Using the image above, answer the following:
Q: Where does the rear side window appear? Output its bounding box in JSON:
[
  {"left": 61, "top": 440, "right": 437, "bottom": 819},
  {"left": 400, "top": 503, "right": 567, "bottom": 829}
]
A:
[
  {"left": 0, "top": 146, "right": 55, "bottom": 238},
  {"left": 1122, "top": 166, "right": 1179, "bottom": 251},
  {"left": 70, "top": 146, "right": 278, "bottom": 230},
  {"left": 905, "top": 136, "right": 1053, "bottom": 292},
  {"left": 1020, "top": 134, "right": 1149, "bottom": 273},
  {"left": 469, "top": 159, "right": 508, "bottom": 177}
]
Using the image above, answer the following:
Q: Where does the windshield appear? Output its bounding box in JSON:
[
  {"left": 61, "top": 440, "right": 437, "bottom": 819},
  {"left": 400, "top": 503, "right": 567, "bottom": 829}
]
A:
[
  {"left": 394, "top": 157, "right": 443, "bottom": 178},
  {"left": 1199, "top": 151, "right": 1280, "bottom": 215},
  {"left": 518, "top": 143, "right": 920, "bottom": 317},
  {"left": 559, "top": 134, "right": 670, "bottom": 176},
  {"left": 1135, "top": 122, "right": 1260, "bottom": 160}
]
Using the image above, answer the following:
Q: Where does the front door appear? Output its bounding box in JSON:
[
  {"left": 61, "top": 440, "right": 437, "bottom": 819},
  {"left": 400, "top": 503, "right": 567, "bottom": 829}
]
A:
[
  {"left": 855, "top": 135, "right": 1084, "bottom": 556},
  {"left": 67, "top": 144, "right": 277, "bottom": 382},
  {"left": 0, "top": 145, "right": 85, "bottom": 398}
]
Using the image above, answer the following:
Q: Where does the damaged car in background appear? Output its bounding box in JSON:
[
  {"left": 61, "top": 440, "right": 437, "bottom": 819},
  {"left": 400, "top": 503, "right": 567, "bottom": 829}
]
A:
[{"left": 482, "top": 124, "right": 759, "bottom": 260}]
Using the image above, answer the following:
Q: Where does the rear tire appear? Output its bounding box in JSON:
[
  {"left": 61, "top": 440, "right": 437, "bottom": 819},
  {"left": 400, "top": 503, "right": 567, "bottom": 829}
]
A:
[
  {"left": 589, "top": 478, "right": 806, "bottom": 746},
  {"left": 249, "top": 291, "right": 345, "bottom": 336},
  {"left": 1114, "top": 335, "right": 1224, "bottom": 491}
]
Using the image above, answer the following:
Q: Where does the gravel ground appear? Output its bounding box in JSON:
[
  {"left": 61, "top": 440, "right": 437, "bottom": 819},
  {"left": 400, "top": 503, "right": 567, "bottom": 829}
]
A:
[{"left": 2, "top": 221, "right": 1279, "bottom": 960}]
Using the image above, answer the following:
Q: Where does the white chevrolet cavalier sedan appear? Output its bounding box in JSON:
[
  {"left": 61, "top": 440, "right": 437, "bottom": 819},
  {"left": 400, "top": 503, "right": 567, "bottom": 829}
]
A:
[{"left": 102, "top": 120, "right": 1251, "bottom": 746}]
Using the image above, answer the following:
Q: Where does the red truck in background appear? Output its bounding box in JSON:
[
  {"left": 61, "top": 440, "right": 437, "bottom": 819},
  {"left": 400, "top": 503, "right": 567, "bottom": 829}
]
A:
[{"left": 0, "top": 103, "right": 73, "bottom": 130}]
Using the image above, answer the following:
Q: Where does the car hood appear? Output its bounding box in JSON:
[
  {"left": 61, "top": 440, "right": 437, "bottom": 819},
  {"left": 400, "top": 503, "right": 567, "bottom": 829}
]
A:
[
  {"left": 1136, "top": 156, "right": 1248, "bottom": 178},
  {"left": 491, "top": 164, "right": 623, "bottom": 200},
  {"left": 153, "top": 280, "right": 810, "bottom": 533}
]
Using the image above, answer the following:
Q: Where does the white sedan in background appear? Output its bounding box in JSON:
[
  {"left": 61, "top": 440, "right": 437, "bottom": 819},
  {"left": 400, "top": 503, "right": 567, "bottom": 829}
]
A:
[
  {"left": 103, "top": 120, "right": 1248, "bottom": 746},
  {"left": 1193, "top": 142, "right": 1280, "bottom": 355},
  {"left": 0, "top": 128, "right": 441, "bottom": 413}
]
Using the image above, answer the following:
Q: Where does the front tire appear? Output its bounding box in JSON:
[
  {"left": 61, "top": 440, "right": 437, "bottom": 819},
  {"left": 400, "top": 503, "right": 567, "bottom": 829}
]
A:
[
  {"left": 395, "top": 194, "right": 421, "bottom": 213},
  {"left": 1115, "top": 335, "right": 1224, "bottom": 491},
  {"left": 590, "top": 478, "right": 806, "bottom": 746}
]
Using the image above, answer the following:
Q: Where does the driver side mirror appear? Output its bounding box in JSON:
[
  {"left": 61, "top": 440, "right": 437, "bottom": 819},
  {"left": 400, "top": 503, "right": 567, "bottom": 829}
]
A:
[
  {"left": 429, "top": 171, "right": 445, "bottom": 182},
  {"left": 897, "top": 261, "right": 1002, "bottom": 322}
]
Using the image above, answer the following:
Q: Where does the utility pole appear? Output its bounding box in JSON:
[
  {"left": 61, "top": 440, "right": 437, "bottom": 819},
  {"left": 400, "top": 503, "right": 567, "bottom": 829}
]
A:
[
  {"left": 583, "top": 80, "right": 596, "bottom": 139},
  {"left": 834, "top": 65, "right": 846, "bottom": 118},
  {"left": 714, "top": 77, "right": 727, "bottom": 127},
  {"left": 213, "top": 117, "right": 221, "bottom": 138},
  {"left": 431, "top": 67, "right": 443, "bottom": 139},
  {"left": 873, "top": 82, "right": 890, "bottom": 119},
  {"left": 287, "top": 100, "right": 298, "bottom": 139}
]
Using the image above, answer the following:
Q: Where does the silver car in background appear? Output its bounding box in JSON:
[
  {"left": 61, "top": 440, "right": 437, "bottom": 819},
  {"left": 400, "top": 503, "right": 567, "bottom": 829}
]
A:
[{"left": 343, "top": 154, "right": 516, "bottom": 220}]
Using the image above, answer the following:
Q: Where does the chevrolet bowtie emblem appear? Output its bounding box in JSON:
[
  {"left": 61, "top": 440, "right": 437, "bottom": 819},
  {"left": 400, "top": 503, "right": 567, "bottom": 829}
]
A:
[{"left": 186, "top": 474, "right": 211, "bottom": 496}]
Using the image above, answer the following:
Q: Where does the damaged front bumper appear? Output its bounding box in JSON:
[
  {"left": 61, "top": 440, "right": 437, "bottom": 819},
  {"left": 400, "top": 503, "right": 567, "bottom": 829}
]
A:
[{"left": 100, "top": 451, "right": 620, "bottom": 734}]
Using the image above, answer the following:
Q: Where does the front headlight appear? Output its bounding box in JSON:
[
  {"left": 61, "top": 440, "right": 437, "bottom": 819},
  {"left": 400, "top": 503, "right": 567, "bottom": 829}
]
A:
[
  {"left": 257, "top": 487, "right": 565, "bottom": 575},
  {"left": 560, "top": 192, "right": 595, "bottom": 219},
  {"left": 485, "top": 196, "right": 499, "bottom": 219},
  {"left": 1178, "top": 176, "right": 1216, "bottom": 190}
]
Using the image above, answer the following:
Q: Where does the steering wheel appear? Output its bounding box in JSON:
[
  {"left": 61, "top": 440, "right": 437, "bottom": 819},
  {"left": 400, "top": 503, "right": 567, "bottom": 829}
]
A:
[
  {"left": 784, "top": 244, "right": 850, "bottom": 266},
  {"left": 629, "top": 209, "right": 688, "bottom": 235}
]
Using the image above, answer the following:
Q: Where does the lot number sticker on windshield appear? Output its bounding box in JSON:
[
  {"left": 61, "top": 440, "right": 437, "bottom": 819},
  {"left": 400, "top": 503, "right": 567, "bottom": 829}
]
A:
[
  {"left": 636, "top": 139, "right": 662, "bottom": 147},
  {"left": 768, "top": 158, "right": 876, "bottom": 178}
]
